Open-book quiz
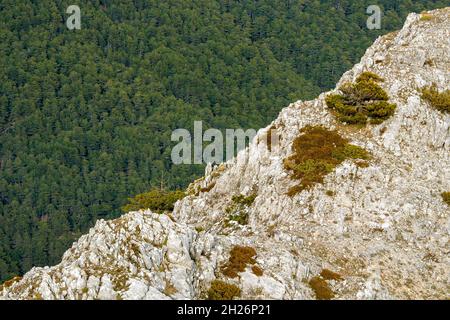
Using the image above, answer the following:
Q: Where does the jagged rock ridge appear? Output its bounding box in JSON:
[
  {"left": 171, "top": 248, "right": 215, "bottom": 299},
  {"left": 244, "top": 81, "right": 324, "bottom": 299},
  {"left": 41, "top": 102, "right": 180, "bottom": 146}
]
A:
[{"left": 1, "top": 8, "right": 449, "bottom": 300}]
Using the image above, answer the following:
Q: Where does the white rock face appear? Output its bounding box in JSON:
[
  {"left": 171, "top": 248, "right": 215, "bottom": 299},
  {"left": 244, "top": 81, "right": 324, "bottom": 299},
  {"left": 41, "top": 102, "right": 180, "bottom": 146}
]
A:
[{"left": 1, "top": 8, "right": 449, "bottom": 300}]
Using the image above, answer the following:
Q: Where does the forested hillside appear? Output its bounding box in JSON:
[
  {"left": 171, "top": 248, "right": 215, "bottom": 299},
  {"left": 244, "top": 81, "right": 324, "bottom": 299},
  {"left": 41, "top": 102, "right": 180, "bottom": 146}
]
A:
[{"left": 0, "top": 0, "right": 448, "bottom": 282}]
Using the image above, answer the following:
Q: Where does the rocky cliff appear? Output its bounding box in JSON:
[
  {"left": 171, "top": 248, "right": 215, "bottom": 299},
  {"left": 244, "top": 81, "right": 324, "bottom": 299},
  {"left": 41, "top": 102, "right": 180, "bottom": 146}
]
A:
[{"left": 1, "top": 8, "right": 449, "bottom": 300}]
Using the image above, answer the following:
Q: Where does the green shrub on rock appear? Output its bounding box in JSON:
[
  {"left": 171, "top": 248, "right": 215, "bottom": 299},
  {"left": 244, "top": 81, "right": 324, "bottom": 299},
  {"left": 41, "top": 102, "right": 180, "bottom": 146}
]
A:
[
  {"left": 325, "top": 72, "right": 396, "bottom": 125},
  {"left": 225, "top": 194, "right": 257, "bottom": 225},
  {"left": 421, "top": 85, "right": 450, "bottom": 114},
  {"left": 231, "top": 194, "right": 257, "bottom": 206},
  {"left": 121, "top": 189, "right": 185, "bottom": 213}
]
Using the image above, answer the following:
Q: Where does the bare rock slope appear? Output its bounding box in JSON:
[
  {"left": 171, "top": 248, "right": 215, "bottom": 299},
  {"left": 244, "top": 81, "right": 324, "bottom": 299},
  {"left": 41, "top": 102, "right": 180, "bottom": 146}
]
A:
[{"left": 1, "top": 8, "right": 449, "bottom": 300}]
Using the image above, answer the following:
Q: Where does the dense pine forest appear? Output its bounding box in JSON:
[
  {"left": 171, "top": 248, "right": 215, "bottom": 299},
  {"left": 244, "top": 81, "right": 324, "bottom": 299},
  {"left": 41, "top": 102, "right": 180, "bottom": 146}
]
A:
[{"left": 0, "top": 0, "right": 448, "bottom": 282}]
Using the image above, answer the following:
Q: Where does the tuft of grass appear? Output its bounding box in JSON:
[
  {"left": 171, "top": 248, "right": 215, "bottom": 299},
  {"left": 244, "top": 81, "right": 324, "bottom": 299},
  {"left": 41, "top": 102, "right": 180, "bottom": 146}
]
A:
[
  {"left": 423, "top": 59, "right": 435, "bottom": 67},
  {"left": 164, "top": 281, "right": 178, "bottom": 296},
  {"left": 420, "top": 13, "right": 433, "bottom": 21},
  {"left": 284, "top": 126, "right": 370, "bottom": 196},
  {"left": 421, "top": 85, "right": 450, "bottom": 114},
  {"left": 195, "top": 226, "right": 205, "bottom": 233},
  {"left": 320, "top": 269, "right": 343, "bottom": 281},
  {"left": 251, "top": 265, "right": 264, "bottom": 277},
  {"left": 121, "top": 189, "right": 185, "bottom": 213},
  {"left": 207, "top": 280, "right": 241, "bottom": 300},
  {"left": 309, "top": 276, "right": 334, "bottom": 300},
  {"left": 222, "top": 246, "right": 257, "bottom": 278},
  {"left": 326, "top": 72, "right": 396, "bottom": 125},
  {"left": 325, "top": 190, "right": 335, "bottom": 197},
  {"left": 441, "top": 192, "right": 450, "bottom": 206},
  {"left": 33, "top": 293, "right": 43, "bottom": 300}
]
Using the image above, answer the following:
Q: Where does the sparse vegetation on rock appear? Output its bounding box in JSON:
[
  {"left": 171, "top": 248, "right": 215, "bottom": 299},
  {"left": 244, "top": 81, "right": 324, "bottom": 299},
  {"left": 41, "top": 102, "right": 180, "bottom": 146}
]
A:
[
  {"left": 121, "top": 189, "right": 185, "bottom": 213},
  {"left": 309, "top": 269, "right": 342, "bottom": 299},
  {"left": 226, "top": 211, "right": 249, "bottom": 226},
  {"left": 0, "top": 276, "right": 22, "bottom": 292},
  {"left": 441, "top": 192, "right": 450, "bottom": 206},
  {"left": 284, "top": 126, "right": 370, "bottom": 196},
  {"left": 251, "top": 265, "right": 264, "bottom": 277},
  {"left": 326, "top": 72, "right": 396, "bottom": 124},
  {"left": 232, "top": 194, "right": 257, "bottom": 206},
  {"left": 420, "top": 13, "right": 434, "bottom": 21},
  {"left": 421, "top": 85, "right": 450, "bottom": 114},
  {"left": 308, "top": 276, "right": 335, "bottom": 300},
  {"left": 222, "top": 246, "right": 257, "bottom": 278},
  {"left": 225, "top": 194, "right": 257, "bottom": 225},
  {"left": 320, "top": 269, "right": 343, "bottom": 281},
  {"left": 207, "top": 280, "right": 241, "bottom": 300},
  {"left": 164, "top": 281, "right": 178, "bottom": 296}
]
